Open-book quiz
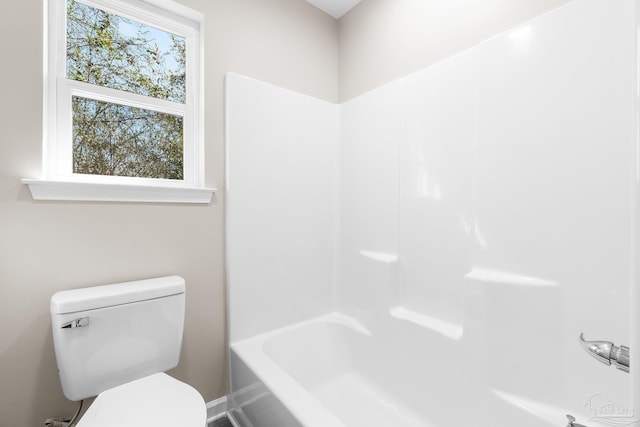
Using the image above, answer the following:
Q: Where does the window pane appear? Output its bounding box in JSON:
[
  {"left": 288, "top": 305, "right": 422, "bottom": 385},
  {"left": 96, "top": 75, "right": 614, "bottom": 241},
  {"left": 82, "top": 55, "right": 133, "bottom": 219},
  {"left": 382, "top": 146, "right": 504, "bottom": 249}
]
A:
[
  {"left": 72, "top": 96, "right": 184, "bottom": 180},
  {"left": 67, "top": 0, "right": 186, "bottom": 103}
]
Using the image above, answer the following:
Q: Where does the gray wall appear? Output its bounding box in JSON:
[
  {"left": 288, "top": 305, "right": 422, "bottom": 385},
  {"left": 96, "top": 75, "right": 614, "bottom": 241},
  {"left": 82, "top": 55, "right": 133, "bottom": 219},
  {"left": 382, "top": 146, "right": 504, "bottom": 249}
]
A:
[
  {"left": 0, "top": 0, "right": 337, "bottom": 426},
  {"left": 338, "top": 0, "right": 574, "bottom": 101}
]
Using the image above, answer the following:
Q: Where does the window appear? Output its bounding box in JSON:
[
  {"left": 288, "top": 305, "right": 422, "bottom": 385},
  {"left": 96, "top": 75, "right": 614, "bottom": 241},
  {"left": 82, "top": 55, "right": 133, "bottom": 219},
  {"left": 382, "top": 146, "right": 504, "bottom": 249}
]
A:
[{"left": 29, "top": 0, "right": 213, "bottom": 202}]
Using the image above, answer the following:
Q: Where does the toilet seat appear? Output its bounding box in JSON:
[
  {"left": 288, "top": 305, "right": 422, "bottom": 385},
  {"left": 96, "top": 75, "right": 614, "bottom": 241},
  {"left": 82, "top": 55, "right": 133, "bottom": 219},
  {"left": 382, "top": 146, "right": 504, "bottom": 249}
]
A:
[{"left": 76, "top": 373, "right": 206, "bottom": 427}]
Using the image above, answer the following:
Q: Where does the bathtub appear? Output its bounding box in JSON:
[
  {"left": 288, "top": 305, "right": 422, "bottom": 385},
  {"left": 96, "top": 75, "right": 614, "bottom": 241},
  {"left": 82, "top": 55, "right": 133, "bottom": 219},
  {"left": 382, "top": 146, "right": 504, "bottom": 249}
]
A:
[{"left": 228, "top": 313, "right": 574, "bottom": 427}]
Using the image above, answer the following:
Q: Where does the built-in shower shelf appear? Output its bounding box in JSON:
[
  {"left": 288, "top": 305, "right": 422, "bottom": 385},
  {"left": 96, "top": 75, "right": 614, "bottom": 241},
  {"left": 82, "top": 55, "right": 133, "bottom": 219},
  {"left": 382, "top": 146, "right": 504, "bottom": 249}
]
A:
[
  {"left": 390, "top": 306, "right": 463, "bottom": 340},
  {"left": 358, "top": 250, "right": 398, "bottom": 263},
  {"left": 465, "top": 269, "right": 558, "bottom": 287}
]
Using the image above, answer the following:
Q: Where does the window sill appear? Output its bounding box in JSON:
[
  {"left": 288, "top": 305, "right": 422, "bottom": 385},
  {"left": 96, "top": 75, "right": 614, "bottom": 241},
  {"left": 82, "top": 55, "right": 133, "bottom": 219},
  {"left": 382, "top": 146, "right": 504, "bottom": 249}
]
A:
[{"left": 22, "top": 179, "right": 216, "bottom": 204}]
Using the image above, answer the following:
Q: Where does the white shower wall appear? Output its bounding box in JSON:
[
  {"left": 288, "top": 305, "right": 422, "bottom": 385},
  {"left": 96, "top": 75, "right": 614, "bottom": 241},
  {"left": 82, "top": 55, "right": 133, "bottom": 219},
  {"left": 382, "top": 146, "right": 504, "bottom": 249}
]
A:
[
  {"left": 341, "top": 0, "right": 636, "bottom": 406},
  {"left": 337, "top": 82, "right": 401, "bottom": 320},
  {"left": 227, "top": 0, "right": 638, "bottom": 423},
  {"left": 226, "top": 74, "right": 340, "bottom": 342}
]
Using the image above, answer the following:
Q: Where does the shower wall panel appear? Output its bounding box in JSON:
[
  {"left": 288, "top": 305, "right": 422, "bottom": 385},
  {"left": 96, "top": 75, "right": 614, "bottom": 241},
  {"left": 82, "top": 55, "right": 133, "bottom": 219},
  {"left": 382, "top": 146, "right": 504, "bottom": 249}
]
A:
[
  {"left": 337, "top": 0, "right": 637, "bottom": 415},
  {"left": 470, "top": 0, "right": 635, "bottom": 408},
  {"left": 397, "top": 51, "right": 476, "bottom": 332},
  {"left": 226, "top": 73, "right": 340, "bottom": 342},
  {"left": 337, "top": 82, "right": 401, "bottom": 321}
]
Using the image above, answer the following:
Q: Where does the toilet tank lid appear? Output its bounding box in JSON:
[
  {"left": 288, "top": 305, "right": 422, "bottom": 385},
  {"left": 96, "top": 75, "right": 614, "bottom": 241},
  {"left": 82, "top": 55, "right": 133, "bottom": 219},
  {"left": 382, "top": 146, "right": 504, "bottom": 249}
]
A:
[{"left": 51, "top": 276, "right": 185, "bottom": 315}]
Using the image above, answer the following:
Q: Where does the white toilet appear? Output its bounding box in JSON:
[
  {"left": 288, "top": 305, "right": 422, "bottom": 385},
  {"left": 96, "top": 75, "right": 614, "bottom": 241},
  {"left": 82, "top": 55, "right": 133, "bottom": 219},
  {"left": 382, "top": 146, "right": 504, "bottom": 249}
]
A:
[{"left": 50, "top": 276, "right": 207, "bottom": 427}]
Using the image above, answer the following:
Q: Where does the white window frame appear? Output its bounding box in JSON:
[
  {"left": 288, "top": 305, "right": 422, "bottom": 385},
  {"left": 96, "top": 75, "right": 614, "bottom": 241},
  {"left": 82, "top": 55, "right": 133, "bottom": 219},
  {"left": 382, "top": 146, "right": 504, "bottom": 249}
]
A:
[{"left": 25, "top": 0, "right": 214, "bottom": 203}]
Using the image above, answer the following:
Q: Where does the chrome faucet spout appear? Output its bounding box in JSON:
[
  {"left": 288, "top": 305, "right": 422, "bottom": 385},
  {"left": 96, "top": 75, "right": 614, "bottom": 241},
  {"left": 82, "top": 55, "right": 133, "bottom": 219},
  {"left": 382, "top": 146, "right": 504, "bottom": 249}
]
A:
[
  {"left": 578, "top": 333, "right": 613, "bottom": 366},
  {"left": 579, "top": 333, "right": 629, "bottom": 373}
]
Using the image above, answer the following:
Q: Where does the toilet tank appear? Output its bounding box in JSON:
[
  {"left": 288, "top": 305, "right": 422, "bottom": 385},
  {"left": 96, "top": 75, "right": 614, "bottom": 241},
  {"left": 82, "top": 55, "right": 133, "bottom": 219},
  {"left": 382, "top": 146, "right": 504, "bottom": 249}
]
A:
[{"left": 50, "top": 276, "right": 186, "bottom": 401}]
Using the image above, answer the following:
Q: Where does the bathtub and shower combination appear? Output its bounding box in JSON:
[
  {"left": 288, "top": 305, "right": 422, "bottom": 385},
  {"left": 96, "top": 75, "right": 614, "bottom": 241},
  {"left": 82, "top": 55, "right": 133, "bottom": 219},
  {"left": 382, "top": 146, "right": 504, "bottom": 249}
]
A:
[{"left": 226, "top": 0, "right": 640, "bottom": 426}]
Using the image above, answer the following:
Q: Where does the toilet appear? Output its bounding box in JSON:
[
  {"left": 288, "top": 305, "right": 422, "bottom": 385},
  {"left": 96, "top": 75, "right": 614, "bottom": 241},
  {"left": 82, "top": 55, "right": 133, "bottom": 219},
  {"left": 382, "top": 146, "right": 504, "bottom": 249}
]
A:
[{"left": 50, "top": 276, "right": 207, "bottom": 427}]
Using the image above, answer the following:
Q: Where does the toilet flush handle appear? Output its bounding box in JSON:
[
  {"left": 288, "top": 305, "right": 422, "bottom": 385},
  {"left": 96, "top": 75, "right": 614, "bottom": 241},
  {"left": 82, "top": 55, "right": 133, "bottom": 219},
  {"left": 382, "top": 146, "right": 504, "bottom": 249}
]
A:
[{"left": 61, "top": 317, "right": 90, "bottom": 329}]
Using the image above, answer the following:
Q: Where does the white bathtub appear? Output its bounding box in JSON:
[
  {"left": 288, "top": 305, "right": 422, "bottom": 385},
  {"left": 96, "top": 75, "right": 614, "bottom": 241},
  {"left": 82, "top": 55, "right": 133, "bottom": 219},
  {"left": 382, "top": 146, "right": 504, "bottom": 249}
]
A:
[{"left": 228, "top": 313, "right": 575, "bottom": 427}]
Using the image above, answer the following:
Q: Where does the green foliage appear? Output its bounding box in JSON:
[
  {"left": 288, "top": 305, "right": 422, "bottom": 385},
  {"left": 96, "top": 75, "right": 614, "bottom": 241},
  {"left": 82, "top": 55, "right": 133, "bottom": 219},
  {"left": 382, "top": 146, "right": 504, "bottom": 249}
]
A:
[
  {"left": 72, "top": 98, "right": 183, "bottom": 179},
  {"left": 66, "top": 0, "right": 186, "bottom": 180}
]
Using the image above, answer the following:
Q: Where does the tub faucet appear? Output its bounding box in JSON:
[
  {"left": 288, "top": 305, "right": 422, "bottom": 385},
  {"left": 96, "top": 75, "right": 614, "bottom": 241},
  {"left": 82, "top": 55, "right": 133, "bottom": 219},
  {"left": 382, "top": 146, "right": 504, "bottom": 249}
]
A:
[
  {"left": 566, "top": 415, "right": 587, "bottom": 427},
  {"left": 579, "top": 333, "right": 629, "bottom": 373}
]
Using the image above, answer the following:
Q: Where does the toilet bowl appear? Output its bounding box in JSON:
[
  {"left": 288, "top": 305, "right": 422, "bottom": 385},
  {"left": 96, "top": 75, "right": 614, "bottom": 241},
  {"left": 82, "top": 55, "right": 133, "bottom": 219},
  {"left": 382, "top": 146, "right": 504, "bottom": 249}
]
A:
[
  {"left": 50, "top": 276, "right": 207, "bottom": 427},
  {"left": 77, "top": 373, "right": 205, "bottom": 427}
]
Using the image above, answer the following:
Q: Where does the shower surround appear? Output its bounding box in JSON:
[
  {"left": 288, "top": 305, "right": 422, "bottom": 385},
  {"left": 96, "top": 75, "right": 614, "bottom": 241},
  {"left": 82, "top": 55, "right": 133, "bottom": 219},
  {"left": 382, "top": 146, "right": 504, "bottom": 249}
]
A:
[{"left": 226, "top": 0, "right": 640, "bottom": 425}]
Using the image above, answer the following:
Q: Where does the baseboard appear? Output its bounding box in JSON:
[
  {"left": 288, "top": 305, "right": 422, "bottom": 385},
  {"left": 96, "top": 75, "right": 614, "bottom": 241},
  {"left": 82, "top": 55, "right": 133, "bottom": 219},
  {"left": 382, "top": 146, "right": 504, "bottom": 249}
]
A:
[{"left": 206, "top": 395, "right": 228, "bottom": 423}]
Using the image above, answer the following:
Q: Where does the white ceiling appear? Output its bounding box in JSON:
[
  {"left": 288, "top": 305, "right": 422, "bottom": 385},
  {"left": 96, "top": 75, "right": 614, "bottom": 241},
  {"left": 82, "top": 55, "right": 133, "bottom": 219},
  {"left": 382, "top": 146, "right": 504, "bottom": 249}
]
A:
[{"left": 304, "top": 0, "right": 363, "bottom": 19}]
